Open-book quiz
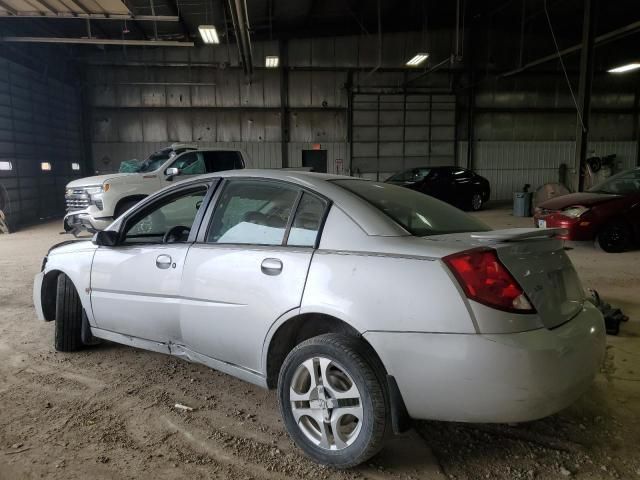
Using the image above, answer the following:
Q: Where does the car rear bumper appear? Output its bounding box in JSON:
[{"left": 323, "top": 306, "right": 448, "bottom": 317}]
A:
[
  {"left": 533, "top": 213, "right": 596, "bottom": 241},
  {"left": 364, "top": 301, "right": 606, "bottom": 423}
]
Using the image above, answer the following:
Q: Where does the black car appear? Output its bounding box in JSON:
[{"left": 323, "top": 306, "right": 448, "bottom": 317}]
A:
[{"left": 385, "top": 166, "right": 491, "bottom": 211}]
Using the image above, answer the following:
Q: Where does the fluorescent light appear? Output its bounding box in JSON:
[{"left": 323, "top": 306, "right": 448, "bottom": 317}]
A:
[
  {"left": 198, "top": 25, "right": 219, "bottom": 44},
  {"left": 406, "top": 53, "right": 429, "bottom": 66},
  {"left": 71, "top": 162, "right": 80, "bottom": 171},
  {"left": 41, "top": 162, "right": 52, "bottom": 171},
  {"left": 0, "top": 161, "right": 11, "bottom": 171},
  {"left": 607, "top": 63, "right": 640, "bottom": 73},
  {"left": 265, "top": 56, "right": 279, "bottom": 68}
]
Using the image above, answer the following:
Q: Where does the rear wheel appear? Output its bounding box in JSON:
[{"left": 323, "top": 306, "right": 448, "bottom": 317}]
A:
[
  {"left": 596, "top": 221, "right": 633, "bottom": 253},
  {"left": 54, "top": 274, "right": 83, "bottom": 352},
  {"left": 278, "top": 334, "right": 388, "bottom": 468}
]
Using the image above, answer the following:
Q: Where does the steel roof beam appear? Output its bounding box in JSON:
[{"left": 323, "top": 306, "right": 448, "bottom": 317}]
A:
[
  {"left": 0, "top": 0, "right": 18, "bottom": 15},
  {"left": 0, "top": 12, "right": 179, "bottom": 21},
  {"left": 0, "top": 36, "right": 194, "bottom": 46}
]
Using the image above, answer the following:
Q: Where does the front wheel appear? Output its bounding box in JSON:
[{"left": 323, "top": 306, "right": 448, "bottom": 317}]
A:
[
  {"left": 54, "top": 274, "right": 83, "bottom": 352},
  {"left": 470, "top": 192, "right": 484, "bottom": 211},
  {"left": 596, "top": 221, "right": 633, "bottom": 253},
  {"left": 277, "top": 334, "right": 388, "bottom": 468}
]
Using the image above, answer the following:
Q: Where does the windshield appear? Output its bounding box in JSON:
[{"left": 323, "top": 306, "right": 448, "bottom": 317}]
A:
[
  {"left": 387, "top": 167, "right": 431, "bottom": 183},
  {"left": 333, "top": 179, "right": 490, "bottom": 236},
  {"left": 588, "top": 169, "right": 640, "bottom": 195},
  {"left": 136, "top": 150, "right": 172, "bottom": 173}
]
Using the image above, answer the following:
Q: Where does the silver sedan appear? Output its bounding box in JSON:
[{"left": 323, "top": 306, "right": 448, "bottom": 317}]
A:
[{"left": 34, "top": 170, "right": 606, "bottom": 468}]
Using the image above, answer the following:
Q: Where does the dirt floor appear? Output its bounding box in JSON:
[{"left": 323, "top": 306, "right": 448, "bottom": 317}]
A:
[{"left": 1, "top": 210, "right": 639, "bottom": 480}]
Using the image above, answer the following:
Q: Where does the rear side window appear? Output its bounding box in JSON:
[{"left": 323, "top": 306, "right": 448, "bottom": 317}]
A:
[
  {"left": 287, "top": 193, "right": 327, "bottom": 247},
  {"left": 203, "top": 151, "right": 244, "bottom": 173},
  {"left": 332, "top": 179, "right": 490, "bottom": 236},
  {"left": 207, "top": 179, "right": 299, "bottom": 245}
]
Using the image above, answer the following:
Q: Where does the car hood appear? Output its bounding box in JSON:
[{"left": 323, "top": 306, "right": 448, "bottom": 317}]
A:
[
  {"left": 538, "top": 191, "right": 621, "bottom": 210},
  {"left": 66, "top": 172, "right": 141, "bottom": 188}
]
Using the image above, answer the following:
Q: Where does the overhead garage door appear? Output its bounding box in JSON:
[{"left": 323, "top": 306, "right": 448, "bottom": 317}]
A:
[{"left": 351, "top": 93, "right": 456, "bottom": 180}]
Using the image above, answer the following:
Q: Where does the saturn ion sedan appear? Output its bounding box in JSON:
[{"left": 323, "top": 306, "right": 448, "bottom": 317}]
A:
[{"left": 34, "top": 170, "right": 605, "bottom": 468}]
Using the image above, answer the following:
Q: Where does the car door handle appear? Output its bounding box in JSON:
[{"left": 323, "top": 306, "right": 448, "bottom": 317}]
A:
[
  {"left": 261, "top": 258, "right": 283, "bottom": 276},
  {"left": 156, "top": 254, "right": 173, "bottom": 269}
]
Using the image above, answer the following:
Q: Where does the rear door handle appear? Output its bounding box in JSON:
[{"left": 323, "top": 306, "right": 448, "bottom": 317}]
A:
[
  {"left": 156, "top": 254, "right": 173, "bottom": 269},
  {"left": 261, "top": 258, "right": 283, "bottom": 276}
]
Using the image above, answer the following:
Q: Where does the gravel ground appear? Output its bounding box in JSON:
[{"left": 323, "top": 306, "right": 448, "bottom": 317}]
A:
[{"left": 0, "top": 211, "right": 639, "bottom": 480}]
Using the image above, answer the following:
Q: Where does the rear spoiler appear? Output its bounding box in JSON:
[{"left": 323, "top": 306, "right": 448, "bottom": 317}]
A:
[{"left": 470, "top": 228, "right": 568, "bottom": 242}]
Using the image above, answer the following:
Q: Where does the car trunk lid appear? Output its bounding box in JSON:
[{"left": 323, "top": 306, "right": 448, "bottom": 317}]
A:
[{"left": 428, "top": 228, "right": 585, "bottom": 329}]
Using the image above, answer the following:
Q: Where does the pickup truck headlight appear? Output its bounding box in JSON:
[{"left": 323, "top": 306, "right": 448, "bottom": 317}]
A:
[
  {"left": 562, "top": 206, "right": 589, "bottom": 218},
  {"left": 85, "top": 186, "right": 104, "bottom": 195}
]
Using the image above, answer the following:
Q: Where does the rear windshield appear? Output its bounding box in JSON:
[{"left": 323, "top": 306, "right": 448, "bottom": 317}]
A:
[{"left": 333, "top": 179, "right": 490, "bottom": 236}]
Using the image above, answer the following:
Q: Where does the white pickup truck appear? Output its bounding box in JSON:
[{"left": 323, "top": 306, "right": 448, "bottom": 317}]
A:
[{"left": 64, "top": 145, "right": 247, "bottom": 233}]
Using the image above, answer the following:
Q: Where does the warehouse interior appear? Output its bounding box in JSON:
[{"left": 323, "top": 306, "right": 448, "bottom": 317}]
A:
[
  {"left": 0, "top": 0, "right": 638, "bottom": 227},
  {"left": 1, "top": 0, "right": 640, "bottom": 478}
]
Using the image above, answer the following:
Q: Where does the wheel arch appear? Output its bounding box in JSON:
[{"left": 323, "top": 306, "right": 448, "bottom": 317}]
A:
[
  {"left": 41, "top": 267, "right": 92, "bottom": 323},
  {"left": 264, "top": 312, "right": 411, "bottom": 433},
  {"left": 114, "top": 195, "right": 147, "bottom": 217},
  {"left": 41, "top": 269, "right": 65, "bottom": 321}
]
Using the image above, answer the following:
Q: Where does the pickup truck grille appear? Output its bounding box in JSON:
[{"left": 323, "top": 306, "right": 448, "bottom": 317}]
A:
[{"left": 66, "top": 188, "right": 90, "bottom": 211}]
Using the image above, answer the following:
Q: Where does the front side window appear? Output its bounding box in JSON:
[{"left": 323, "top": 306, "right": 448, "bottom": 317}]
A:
[
  {"left": 333, "top": 179, "right": 490, "bottom": 236},
  {"left": 124, "top": 186, "right": 207, "bottom": 244},
  {"left": 207, "top": 180, "right": 299, "bottom": 245},
  {"left": 388, "top": 168, "right": 431, "bottom": 183},
  {"left": 169, "top": 152, "right": 206, "bottom": 175}
]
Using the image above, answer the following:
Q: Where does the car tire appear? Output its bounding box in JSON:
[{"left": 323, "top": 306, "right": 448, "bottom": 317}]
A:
[
  {"left": 277, "top": 333, "right": 388, "bottom": 468},
  {"left": 470, "top": 192, "right": 483, "bottom": 211},
  {"left": 54, "top": 274, "right": 83, "bottom": 352},
  {"left": 596, "top": 221, "right": 633, "bottom": 253}
]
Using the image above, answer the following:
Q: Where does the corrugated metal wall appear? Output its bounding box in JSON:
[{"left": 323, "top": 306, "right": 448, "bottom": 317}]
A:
[
  {"left": 0, "top": 56, "right": 85, "bottom": 229},
  {"left": 85, "top": 32, "right": 452, "bottom": 175},
  {"left": 457, "top": 141, "right": 638, "bottom": 200},
  {"left": 84, "top": 32, "right": 638, "bottom": 202}
]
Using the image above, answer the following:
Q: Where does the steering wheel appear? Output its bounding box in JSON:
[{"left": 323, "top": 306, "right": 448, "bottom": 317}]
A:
[{"left": 163, "top": 225, "right": 191, "bottom": 244}]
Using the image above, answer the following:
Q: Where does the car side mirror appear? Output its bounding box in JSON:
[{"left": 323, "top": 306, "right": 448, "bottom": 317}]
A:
[
  {"left": 93, "top": 230, "right": 119, "bottom": 247},
  {"left": 165, "top": 167, "right": 180, "bottom": 180}
]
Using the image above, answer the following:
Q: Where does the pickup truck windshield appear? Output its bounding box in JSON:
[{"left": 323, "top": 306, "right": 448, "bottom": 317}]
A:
[
  {"left": 136, "top": 152, "right": 172, "bottom": 173},
  {"left": 333, "top": 179, "right": 490, "bottom": 236}
]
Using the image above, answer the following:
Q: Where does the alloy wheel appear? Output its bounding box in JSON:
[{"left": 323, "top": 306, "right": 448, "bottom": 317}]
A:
[
  {"left": 472, "top": 193, "right": 483, "bottom": 211},
  {"left": 289, "top": 356, "right": 363, "bottom": 451}
]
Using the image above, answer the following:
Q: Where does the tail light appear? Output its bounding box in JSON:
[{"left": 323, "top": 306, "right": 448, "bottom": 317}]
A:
[{"left": 443, "top": 247, "right": 535, "bottom": 314}]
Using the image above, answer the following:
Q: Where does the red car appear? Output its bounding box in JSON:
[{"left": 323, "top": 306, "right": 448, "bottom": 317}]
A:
[{"left": 534, "top": 167, "right": 640, "bottom": 253}]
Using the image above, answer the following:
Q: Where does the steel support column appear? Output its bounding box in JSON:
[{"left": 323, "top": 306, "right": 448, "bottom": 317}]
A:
[
  {"left": 279, "top": 40, "right": 289, "bottom": 168},
  {"left": 574, "top": 0, "right": 597, "bottom": 192}
]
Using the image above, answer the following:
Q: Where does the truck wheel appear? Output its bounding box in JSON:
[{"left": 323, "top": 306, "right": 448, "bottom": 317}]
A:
[
  {"left": 278, "top": 334, "right": 388, "bottom": 468},
  {"left": 54, "top": 274, "right": 83, "bottom": 352}
]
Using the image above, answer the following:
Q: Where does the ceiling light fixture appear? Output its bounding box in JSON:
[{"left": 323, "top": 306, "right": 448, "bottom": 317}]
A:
[
  {"left": 607, "top": 63, "right": 640, "bottom": 73},
  {"left": 406, "top": 53, "right": 429, "bottom": 66},
  {"left": 265, "top": 56, "right": 279, "bottom": 68},
  {"left": 198, "top": 25, "right": 219, "bottom": 44}
]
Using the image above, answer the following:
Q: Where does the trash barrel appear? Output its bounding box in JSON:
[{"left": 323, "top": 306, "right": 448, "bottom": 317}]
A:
[{"left": 513, "top": 191, "right": 532, "bottom": 217}]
